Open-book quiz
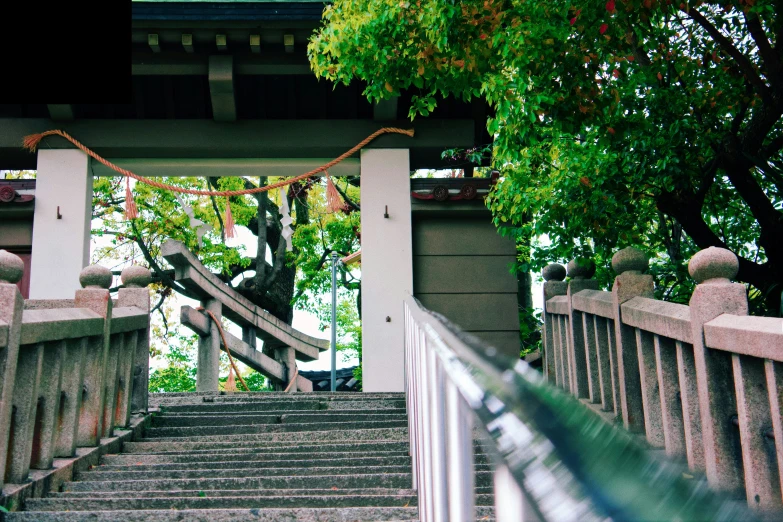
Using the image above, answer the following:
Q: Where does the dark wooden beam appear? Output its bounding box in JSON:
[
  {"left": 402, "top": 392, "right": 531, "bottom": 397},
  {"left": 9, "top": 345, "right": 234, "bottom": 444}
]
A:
[
  {"left": 46, "top": 105, "right": 75, "bottom": 122},
  {"left": 0, "top": 118, "right": 475, "bottom": 169},
  {"left": 208, "top": 55, "right": 237, "bottom": 122},
  {"left": 132, "top": 51, "right": 311, "bottom": 76}
]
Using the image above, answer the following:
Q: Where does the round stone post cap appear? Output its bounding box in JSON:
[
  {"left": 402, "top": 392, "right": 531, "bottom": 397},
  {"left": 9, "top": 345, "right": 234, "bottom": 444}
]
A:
[
  {"left": 121, "top": 266, "right": 152, "bottom": 288},
  {"left": 612, "top": 247, "right": 649, "bottom": 275},
  {"left": 567, "top": 258, "right": 596, "bottom": 279},
  {"left": 542, "top": 263, "right": 566, "bottom": 282},
  {"left": 688, "top": 247, "right": 739, "bottom": 283},
  {"left": 0, "top": 249, "right": 24, "bottom": 284},
  {"left": 79, "top": 265, "right": 113, "bottom": 289}
]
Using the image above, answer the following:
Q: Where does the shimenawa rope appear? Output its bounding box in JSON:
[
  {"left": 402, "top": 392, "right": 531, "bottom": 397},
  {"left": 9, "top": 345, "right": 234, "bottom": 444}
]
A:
[{"left": 22, "top": 127, "right": 414, "bottom": 235}]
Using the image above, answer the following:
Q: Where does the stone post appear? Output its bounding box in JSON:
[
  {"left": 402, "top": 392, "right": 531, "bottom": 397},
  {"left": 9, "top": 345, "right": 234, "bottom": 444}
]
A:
[
  {"left": 119, "top": 266, "right": 152, "bottom": 415},
  {"left": 542, "top": 264, "right": 566, "bottom": 385},
  {"left": 611, "top": 247, "right": 654, "bottom": 433},
  {"left": 276, "top": 346, "right": 298, "bottom": 392},
  {"left": 566, "top": 258, "right": 598, "bottom": 399},
  {"left": 75, "top": 264, "right": 113, "bottom": 447},
  {"left": 688, "top": 247, "right": 747, "bottom": 495},
  {"left": 0, "top": 250, "right": 25, "bottom": 489},
  {"left": 196, "top": 298, "right": 222, "bottom": 392}
]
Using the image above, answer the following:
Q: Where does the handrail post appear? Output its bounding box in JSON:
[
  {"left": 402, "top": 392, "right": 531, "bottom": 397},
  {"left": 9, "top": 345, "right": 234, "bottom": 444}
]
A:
[
  {"left": 330, "top": 251, "right": 338, "bottom": 392},
  {"left": 119, "top": 266, "right": 152, "bottom": 415},
  {"left": 196, "top": 298, "right": 222, "bottom": 392},
  {"left": 565, "top": 258, "right": 598, "bottom": 399},
  {"left": 75, "top": 265, "right": 113, "bottom": 446},
  {"left": 0, "top": 250, "right": 25, "bottom": 489},
  {"left": 445, "top": 378, "right": 475, "bottom": 522},
  {"left": 688, "top": 247, "right": 748, "bottom": 496},
  {"left": 611, "top": 248, "right": 654, "bottom": 433},
  {"left": 541, "top": 264, "right": 566, "bottom": 385}
]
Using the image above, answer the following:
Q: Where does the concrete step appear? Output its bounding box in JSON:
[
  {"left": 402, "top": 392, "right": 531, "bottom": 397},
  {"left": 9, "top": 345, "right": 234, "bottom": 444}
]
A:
[
  {"left": 62, "top": 471, "right": 494, "bottom": 493},
  {"left": 55, "top": 487, "right": 417, "bottom": 499},
  {"left": 24, "top": 493, "right": 496, "bottom": 511},
  {"left": 158, "top": 398, "right": 405, "bottom": 412},
  {"left": 77, "top": 464, "right": 414, "bottom": 481},
  {"left": 133, "top": 427, "right": 409, "bottom": 445},
  {"left": 96, "top": 455, "right": 414, "bottom": 471},
  {"left": 100, "top": 449, "right": 412, "bottom": 465},
  {"left": 55, "top": 486, "right": 495, "bottom": 499},
  {"left": 122, "top": 439, "right": 410, "bottom": 455},
  {"left": 151, "top": 412, "right": 407, "bottom": 427},
  {"left": 144, "top": 420, "right": 408, "bottom": 438},
  {"left": 7, "top": 507, "right": 422, "bottom": 521},
  {"left": 156, "top": 396, "right": 405, "bottom": 411},
  {"left": 151, "top": 391, "right": 404, "bottom": 400},
  {"left": 62, "top": 473, "right": 415, "bottom": 492}
]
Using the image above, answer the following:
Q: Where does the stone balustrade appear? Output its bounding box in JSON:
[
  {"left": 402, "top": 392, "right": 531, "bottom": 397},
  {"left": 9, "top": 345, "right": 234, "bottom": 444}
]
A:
[
  {"left": 0, "top": 250, "right": 151, "bottom": 497},
  {"left": 542, "top": 246, "right": 783, "bottom": 512}
]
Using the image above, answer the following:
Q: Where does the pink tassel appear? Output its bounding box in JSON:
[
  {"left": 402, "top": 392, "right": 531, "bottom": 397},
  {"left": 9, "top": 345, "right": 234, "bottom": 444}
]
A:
[
  {"left": 325, "top": 172, "right": 345, "bottom": 213},
  {"left": 225, "top": 196, "right": 236, "bottom": 238},
  {"left": 225, "top": 368, "right": 237, "bottom": 393},
  {"left": 125, "top": 176, "right": 138, "bottom": 219}
]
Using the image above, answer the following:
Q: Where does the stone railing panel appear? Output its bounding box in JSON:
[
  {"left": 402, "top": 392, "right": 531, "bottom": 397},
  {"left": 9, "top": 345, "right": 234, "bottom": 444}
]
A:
[
  {"left": 541, "top": 245, "right": 783, "bottom": 513},
  {"left": 20, "top": 308, "right": 103, "bottom": 345},
  {"left": 571, "top": 289, "right": 614, "bottom": 318},
  {"left": 545, "top": 295, "right": 569, "bottom": 315},
  {"left": 110, "top": 307, "right": 150, "bottom": 334},
  {"left": 704, "top": 314, "right": 783, "bottom": 361},
  {"left": 0, "top": 251, "right": 151, "bottom": 496},
  {"left": 621, "top": 297, "right": 692, "bottom": 344}
]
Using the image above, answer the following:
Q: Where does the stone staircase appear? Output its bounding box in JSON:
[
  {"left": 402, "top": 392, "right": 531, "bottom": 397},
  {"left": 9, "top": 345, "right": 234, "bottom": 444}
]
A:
[{"left": 7, "top": 392, "right": 494, "bottom": 521}]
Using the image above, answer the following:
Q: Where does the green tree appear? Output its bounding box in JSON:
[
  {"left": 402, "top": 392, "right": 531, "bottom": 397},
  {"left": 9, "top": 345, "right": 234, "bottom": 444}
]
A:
[
  {"left": 309, "top": 0, "right": 782, "bottom": 312},
  {"left": 92, "top": 174, "right": 363, "bottom": 389}
]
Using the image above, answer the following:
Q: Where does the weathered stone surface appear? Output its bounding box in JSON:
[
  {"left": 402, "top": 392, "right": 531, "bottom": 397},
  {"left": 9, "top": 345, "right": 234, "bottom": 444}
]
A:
[
  {"left": 0, "top": 249, "right": 24, "bottom": 284},
  {"left": 689, "top": 258, "right": 748, "bottom": 495},
  {"left": 620, "top": 296, "right": 692, "bottom": 344},
  {"left": 120, "top": 266, "right": 152, "bottom": 288},
  {"left": 612, "top": 247, "right": 648, "bottom": 275},
  {"left": 546, "top": 295, "right": 569, "bottom": 315},
  {"left": 566, "top": 258, "right": 596, "bottom": 279},
  {"left": 542, "top": 263, "right": 566, "bottom": 282},
  {"left": 688, "top": 246, "right": 739, "bottom": 284},
  {"left": 78, "top": 265, "right": 113, "bottom": 289},
  {"left": 703, "top": 314, "right": 783, "bottom": 361},
  {"left": 571, "top": 289, "right": 614, "bottom": 319},
  {"left": 612, "top": 268, "right": 654, "bottom": 434}
]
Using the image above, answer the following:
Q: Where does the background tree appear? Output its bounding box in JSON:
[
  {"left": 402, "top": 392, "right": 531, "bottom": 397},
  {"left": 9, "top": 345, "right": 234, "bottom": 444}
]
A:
[
  {"left": 309, "top": 0, "right": 782, "bottom": 313},
  {"left": 92, "top": 174, "right": 363, "bottom": 386}
]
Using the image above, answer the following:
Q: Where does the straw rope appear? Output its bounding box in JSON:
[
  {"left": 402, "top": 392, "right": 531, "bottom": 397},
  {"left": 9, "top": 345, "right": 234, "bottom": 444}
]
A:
[{"left": 22, "top": 127, "right": 415, "bottom": 197}]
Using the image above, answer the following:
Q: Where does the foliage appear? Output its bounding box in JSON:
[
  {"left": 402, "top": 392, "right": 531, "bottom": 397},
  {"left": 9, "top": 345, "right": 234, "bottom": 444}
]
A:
[
  {"left": 148, "top": 334, "right": 198, "bottom": 393},
  {"left": 92, "top": 172, "right": 364, "bottom": 392},
  {"left": 519, "top": 306, "right": 542, "bottom": 358},
  {"left": 310, "top": 0, "right": 783, "bottom": 314}
]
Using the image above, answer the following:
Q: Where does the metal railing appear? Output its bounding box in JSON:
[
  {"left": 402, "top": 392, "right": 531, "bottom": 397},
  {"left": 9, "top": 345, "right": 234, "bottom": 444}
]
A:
[{"left": 404, "top": 293, "right": 757, "bottom": 522}]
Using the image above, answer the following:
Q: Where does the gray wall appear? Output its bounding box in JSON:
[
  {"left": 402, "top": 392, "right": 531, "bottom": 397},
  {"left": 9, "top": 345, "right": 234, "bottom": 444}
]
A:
[{"left": 412, "top": 203, "right": 521, "bottom": 358}]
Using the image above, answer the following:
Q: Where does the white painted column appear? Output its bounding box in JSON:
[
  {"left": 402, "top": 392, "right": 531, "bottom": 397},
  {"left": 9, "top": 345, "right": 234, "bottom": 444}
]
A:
[
  {"left": 360, "top": 149, "right": 412, "bottom": 392},
  {"left": 29, "top": 149, "right": 93, "bottom": 298}
]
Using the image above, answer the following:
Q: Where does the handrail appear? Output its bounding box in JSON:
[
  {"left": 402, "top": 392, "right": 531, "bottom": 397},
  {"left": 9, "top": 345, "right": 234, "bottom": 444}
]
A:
[{"left": 404, "top": 294, "right": 755, "bottom": 522}]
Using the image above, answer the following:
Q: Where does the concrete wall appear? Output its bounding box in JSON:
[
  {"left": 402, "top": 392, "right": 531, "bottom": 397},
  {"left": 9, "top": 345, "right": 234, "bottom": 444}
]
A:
[
  {"left": 29, "top": 150, "right": 92, "bottom": 299},
  {"left": 412, "top": 203, "right": 521, "bottom": 358},
  {"left": 360, "top": 149, "right": 413, "bottom": 392}
]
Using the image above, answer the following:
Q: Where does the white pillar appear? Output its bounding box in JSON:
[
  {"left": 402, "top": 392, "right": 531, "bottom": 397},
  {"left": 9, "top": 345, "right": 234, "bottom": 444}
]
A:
[
  {"left": 360, "top": 149, "right": 412, "bottom": 392},
  {"left": 30, "top": 150, "right": 92, "bottom": 299}
]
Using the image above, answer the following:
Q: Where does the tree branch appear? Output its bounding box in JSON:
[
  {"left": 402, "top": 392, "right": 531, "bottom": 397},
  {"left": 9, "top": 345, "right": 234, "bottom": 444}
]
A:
[
  {"left": 743, "top": 11, "right": 781, "bottom": 81},
  {"left": 687, "top": 7, "right": 770, "bottom": 97}
]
